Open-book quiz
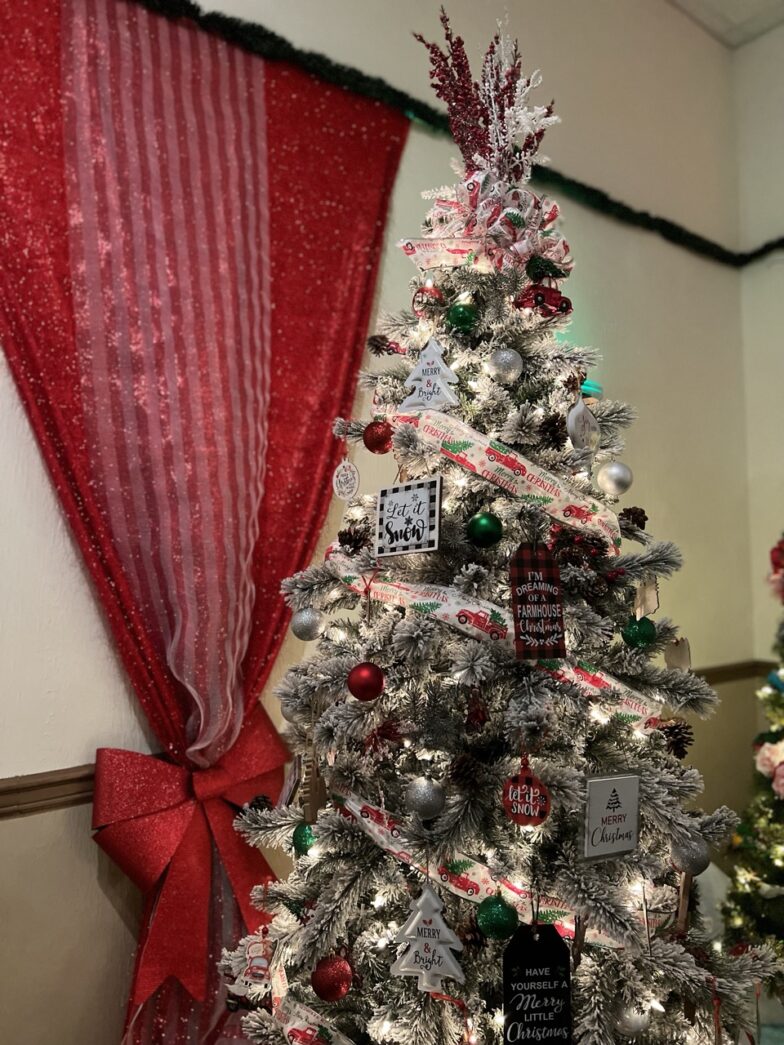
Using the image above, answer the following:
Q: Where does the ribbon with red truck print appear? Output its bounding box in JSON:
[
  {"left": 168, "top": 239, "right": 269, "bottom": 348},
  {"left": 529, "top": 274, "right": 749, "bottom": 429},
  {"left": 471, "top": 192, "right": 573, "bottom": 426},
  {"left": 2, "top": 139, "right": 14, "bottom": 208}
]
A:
[
  {"left": 332, "top": 789, "right": 673, "bottom": 947},
  {"left": 329, "top": 554, "right": 663, "bottom": 733},
  {"left": 394, "top": 411, "right": 621, "bottom": 553}
]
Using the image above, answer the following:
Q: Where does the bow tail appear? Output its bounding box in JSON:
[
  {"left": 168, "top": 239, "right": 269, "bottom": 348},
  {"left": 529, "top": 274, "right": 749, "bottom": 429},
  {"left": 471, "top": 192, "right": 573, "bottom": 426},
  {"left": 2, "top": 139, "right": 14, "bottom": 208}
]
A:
[
  {"left": 133, "top": 805, "right": 213, "bottom": 1005},
  {"left": 205, "top": 782, "right": 281, "bottom": 931}
]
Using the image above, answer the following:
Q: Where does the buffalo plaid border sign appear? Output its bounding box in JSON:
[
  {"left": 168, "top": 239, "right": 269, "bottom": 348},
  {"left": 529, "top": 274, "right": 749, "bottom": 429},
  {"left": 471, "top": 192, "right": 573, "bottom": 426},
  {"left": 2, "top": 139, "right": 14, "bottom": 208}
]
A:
[
  {"left": 510, "top": 542, "right": 566, "bottom": 659},
  {"left": 375, "top": 476, "right": 442, "bottom": 557}
]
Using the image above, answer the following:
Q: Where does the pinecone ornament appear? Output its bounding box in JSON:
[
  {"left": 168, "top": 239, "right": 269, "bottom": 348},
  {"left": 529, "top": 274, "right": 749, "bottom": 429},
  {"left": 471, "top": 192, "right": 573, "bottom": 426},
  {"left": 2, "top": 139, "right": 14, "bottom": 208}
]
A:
[
  {"left": 657, "top": 718, "right": 694, "bottom": 759},
  {"left": 620, "top": 506, "right": 648, "bottom": 531},
  {"left": 338, "top": 523, "right": 372, "bottom": 555}
]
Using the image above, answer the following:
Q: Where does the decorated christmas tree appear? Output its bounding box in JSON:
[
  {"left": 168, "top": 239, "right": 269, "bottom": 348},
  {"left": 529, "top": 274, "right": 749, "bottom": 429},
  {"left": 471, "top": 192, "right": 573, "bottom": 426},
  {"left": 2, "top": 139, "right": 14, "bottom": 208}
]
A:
[
  {"left": 226, "top": 15, "right": 777, "bottom": 1045},
  {"left": 723, "top": 534, "right": 784, "bottom": 997}
]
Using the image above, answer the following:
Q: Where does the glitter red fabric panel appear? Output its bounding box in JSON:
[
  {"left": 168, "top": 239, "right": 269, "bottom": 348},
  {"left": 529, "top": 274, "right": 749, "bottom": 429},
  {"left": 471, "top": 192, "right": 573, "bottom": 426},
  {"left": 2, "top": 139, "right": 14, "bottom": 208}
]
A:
[{"left": 0, "top": 0, "right": 407, "bottom": 1038}]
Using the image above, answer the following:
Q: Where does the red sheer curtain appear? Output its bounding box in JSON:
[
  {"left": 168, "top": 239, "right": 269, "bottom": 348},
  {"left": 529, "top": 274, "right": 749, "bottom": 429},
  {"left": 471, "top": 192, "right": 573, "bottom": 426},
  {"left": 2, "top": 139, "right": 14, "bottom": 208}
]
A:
[{"left": 0, "top": 0, "right": 407, "bottom": 1039}]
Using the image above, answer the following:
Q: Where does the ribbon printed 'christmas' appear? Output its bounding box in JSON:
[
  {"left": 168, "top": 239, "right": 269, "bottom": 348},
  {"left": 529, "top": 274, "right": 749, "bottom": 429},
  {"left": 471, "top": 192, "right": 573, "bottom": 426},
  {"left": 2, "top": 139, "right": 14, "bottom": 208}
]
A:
[
  {"left": 394, "top": 411, "right": 621, "bottom": 553},
  {"left": 330, "top": 555, "right": 662, "bottom": 732},
  {"left": 334, "top": 789, "right": 672, "bottom": 947}
]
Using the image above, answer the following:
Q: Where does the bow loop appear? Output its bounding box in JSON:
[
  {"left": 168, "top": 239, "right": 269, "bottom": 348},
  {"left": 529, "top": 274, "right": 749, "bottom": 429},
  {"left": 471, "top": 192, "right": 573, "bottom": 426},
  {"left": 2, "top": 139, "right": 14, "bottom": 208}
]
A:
[{"left": 92, "top": 705, "right": 287, "bottom": 1004}]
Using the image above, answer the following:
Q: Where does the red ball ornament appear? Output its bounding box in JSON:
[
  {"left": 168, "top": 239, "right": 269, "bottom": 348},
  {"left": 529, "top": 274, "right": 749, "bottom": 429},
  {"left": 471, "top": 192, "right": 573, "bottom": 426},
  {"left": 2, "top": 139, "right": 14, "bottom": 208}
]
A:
[
  {"left": 412, "top": 283, "right": 445, "bottom": 317},
  {"left": 347, "top": 661, "right": 385, "bottom": 701},
  {"left": 362, "top": 420, "right": 393, "bottom": 455},
  {"left": 502, "top": 764, "right": 551, "bottom": 826},
  {"left": 311, "top": 955, "right": 353, "bottom": 1002}
]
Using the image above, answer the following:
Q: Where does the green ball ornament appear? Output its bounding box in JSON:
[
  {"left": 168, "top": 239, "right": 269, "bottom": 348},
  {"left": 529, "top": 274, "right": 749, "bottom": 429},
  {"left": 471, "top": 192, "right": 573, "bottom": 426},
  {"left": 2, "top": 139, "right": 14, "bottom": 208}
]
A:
[
  {"left": 621, "top": 616, "right": 657, "bottom": 648},
  {"left": 476, "top": 894, "right": 519, "bottom": 939},
  {"left": 293, "top": 822, "right": 315, "bottom": 856},
  {"left": 446, "top": 301, "right": 478, "bottom": 333},
  {"left": 467, "top": 510, "right": 503, "bottom": 548}
]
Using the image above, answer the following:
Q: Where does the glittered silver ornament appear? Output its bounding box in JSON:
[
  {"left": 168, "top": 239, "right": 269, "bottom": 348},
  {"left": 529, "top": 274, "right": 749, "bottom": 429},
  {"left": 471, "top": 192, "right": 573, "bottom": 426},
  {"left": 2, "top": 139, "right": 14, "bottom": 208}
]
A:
[
  {"left": 405, "top": 776, "right": 446, "bottom": 819},
  {"left": 290, "top": 607, "right": 325, "bottom": 641},
  {"left": 612, "top": 1006, "right": 650, "bottom": 1038},
  {"left": 596, "top": 460, "right": 634, "bottom": 496},
  {"left": 485, "top": 347, "right": 523, "bottom": 385},
  {"left": 671, "top": 835, "right": 711, "bottom": 876}
]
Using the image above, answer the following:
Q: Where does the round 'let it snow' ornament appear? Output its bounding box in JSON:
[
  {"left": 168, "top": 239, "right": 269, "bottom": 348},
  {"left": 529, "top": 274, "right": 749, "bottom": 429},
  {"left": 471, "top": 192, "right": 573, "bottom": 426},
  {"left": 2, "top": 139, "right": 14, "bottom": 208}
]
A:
[
  {"left": 446, "top": 301, "right": 478, "bottom": 332},
  {"left": 412, "top": 283, "right": 445, "bottom": 317},
  {"left": 311, "top": 955, "right": 353, "bottom": 1002},
  {"left": 290, "top": 607, "right": 324, "bottom": 642},
  {"left": 467, "top": 510, "right": 503, "bottom": 548},
  {"left": 502, "top": 763, "right": 551, "bottom": 826},
  {"left": 347, "top": 661, "right": 385, "bottom": 702},
  {"left": 476, "top": 894, "right": 519, "bottom": 939},
  {"left": 363, "top": 420, "right": 393, "bottom": 455},
  {"left": 485, "top": 347, "right": 523, "bottom": 385},
  {"left": 621, "top": 616, "right": 656, "bottom": 649},
  {"left": 596, "top": 460, "right": 633, "bottom": 496}
]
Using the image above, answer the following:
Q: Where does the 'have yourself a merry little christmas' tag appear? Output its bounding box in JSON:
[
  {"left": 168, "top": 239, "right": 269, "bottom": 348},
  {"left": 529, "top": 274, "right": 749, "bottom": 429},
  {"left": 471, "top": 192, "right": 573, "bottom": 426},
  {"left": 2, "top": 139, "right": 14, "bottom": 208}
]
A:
[
  {"left": 503, "top": 923, "right": 572, "bottom": 1044},
  {"left": 510, "top": 544, "right": 566, "bottom": 660},
  {"left": 332, "top": 459, "right": 360, "bottom": 501}
]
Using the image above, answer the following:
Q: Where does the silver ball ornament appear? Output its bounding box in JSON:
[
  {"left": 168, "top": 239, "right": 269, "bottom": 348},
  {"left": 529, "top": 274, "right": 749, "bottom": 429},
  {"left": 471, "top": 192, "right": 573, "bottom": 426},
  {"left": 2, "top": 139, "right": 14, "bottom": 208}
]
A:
[
  {"left": 612, "top": 1006, "right": 650, "bottom": 1038},
  {"left": 596, "top": 460, "right": 634, "bottom": 496},
  {"left": 290, "top": 607, "right": 325, "bottom": 641},
  {"left": 671, "top": 835, "right": 711, "bottom": 876},
  {"left": 405, "top": 776, "right": 446, "bottom": 820},
  {"left": 485, "top": 347, "right": 524, "bottom": 385}
]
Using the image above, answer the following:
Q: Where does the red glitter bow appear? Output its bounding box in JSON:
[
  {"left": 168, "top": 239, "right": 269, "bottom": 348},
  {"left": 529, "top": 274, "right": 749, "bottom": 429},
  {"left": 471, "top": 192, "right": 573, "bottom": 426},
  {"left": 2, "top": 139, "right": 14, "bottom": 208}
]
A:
[{"left": 92, "top": 707, "right": 287, "bottom": 1004}]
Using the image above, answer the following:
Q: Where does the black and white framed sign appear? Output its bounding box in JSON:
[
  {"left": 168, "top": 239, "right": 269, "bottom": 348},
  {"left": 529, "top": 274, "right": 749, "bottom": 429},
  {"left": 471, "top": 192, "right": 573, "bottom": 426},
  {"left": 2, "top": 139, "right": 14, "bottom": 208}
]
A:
[
  {"left": 375, "top": 476, "right": 442, "bottom": 557},
  {"left": 583, "top": 774, "right": 640, "bottom": 861},
  {"left": 503, "top": 924, "right": 572, "bottom": 1044}
]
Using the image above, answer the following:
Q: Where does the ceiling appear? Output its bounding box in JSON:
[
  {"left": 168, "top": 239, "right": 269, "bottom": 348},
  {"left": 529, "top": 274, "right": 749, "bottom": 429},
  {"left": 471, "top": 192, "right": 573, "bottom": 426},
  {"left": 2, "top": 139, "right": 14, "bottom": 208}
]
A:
[{"left": 668, "top": 0, "right": 784, "bottom": 45}]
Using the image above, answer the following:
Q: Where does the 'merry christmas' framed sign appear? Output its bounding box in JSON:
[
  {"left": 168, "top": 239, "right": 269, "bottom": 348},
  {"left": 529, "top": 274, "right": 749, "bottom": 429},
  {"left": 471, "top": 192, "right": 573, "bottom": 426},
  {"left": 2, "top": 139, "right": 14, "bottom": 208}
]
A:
[
  {"left": 375, "top": 476, "right": 442, "bottom": 557},
  {"left": 583, "top": 774, "right": 640, "bottom": 861}
]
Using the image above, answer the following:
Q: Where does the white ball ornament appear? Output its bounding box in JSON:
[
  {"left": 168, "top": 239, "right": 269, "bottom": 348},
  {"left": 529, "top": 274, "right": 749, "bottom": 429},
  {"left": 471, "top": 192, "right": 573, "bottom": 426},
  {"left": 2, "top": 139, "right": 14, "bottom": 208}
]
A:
[
  {"left": 596, "top": 460, "right": 634, "bottom": 496},
  {"left": 290, "top": 607, "right": 325, "bottom": 641},
  {"left": 671, "top": 835, "right": 711, "bottom": 876},
  {"left": 612, "top": 1006, "right": 650, "bottom": 1039},
  {"left": 405, "top": 776, "right": 446, "bottom": 819},
  {"left": 485, "top": 347, "right": 523, "bottom": 385}
]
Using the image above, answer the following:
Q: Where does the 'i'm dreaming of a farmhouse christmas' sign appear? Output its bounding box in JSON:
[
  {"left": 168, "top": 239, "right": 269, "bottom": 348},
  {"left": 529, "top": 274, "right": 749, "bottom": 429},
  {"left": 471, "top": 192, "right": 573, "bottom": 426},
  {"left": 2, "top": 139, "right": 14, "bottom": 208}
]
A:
[{"left": 375, "top": 476, "right": 441, "bottom": 557}]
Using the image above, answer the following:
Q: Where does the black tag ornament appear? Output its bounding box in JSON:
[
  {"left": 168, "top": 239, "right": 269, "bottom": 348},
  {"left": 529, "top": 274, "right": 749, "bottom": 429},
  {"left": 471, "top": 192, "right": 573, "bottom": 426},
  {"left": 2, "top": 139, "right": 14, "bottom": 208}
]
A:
[
  {"left": 504, "top": 923, "right": 572, "bottom": 1043},
  {"left": 510, "top": 544, "right": 566, "bottom": 660}
]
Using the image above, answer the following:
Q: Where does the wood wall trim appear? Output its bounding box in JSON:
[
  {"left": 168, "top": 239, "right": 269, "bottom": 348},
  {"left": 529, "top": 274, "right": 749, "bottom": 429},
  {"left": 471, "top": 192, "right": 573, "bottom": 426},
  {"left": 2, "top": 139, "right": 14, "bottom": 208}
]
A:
[
  {"left": 698, "top": 659, "right": 776, "bottom": 685},
  {"left": 0, "top": 659, "right": 777, "bottom": 819},
  {"left": 0, "top": 763, "right": 95, "bottom": 820}
]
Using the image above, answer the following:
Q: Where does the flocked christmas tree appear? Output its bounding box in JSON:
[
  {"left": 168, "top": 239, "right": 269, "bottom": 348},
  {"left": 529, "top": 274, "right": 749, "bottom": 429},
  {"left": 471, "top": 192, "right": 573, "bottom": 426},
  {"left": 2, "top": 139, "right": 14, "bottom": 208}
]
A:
[
  {"left": 723, "top": 534, "right": 784, "bottom": 998},
  {"left": 224, "top": 14, "right": 777, "bottom": 1045}
]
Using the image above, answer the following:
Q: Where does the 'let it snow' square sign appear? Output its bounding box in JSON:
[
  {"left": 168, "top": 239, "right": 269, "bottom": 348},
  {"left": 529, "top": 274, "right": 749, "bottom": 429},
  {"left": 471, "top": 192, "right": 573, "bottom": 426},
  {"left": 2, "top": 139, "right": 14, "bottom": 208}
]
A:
[
  {"left": 375, "top": 477, "right": 441, "bottom": 557},
  {"left": 583, "top": 774, "right": 639, "bottom": 861}
]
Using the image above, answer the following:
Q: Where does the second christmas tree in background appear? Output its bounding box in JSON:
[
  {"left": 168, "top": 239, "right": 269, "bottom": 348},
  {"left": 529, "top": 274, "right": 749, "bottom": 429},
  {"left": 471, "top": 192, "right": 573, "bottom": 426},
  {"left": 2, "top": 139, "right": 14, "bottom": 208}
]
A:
[
  {"left": 724, "top": 535, "right": 784, "bottom": 999},
  {"left": 226, "top": 14, "right": 777, "bottom": 1045}
]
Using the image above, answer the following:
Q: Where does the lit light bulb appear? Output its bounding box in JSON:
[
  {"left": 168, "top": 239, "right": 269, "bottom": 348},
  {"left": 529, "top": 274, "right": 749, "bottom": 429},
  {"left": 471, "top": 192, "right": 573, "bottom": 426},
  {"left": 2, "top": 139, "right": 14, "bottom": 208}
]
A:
[
  {"left": 381, "top": 1020, "right": 393, "bottom": 1036},
  {"left": 309, "top": 845, "right": 322, "bottom": 860},
  {"left": 589, "top": 705, "right": 610, "bottom": 724},
  {"left": 629, "top": 880, "right": 644, "bottom": 898},
  {"left": 712, "top": 940, "right": 723, "bottom": 953},
  {"left": 373, "top": 893, "right": 386, "bottom": 909},
  {"left": 649, "top": 999, "right": 665, "bottom": 1013},
  {"left": 376, "top": 937, "right": 388, "bottom": 951},
  {"left": 493, "top": 1011, "right": 505, "bottom": 1028}
]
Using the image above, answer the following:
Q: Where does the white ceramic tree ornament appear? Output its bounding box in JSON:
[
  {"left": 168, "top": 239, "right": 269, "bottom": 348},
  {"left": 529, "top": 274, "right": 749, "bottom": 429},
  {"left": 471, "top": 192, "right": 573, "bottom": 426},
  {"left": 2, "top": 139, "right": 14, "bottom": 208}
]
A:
[
  {"left": 400, "top": 338, "right": 459, "bottom": 412},
  {"left": 391, "top": 884, "right": 464, "bottom": 991}
]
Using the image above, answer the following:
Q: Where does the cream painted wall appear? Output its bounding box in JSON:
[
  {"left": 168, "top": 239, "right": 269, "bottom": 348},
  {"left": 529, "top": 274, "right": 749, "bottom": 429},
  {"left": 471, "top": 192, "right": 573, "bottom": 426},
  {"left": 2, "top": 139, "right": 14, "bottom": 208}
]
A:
[{"left": 734, "top": 23, "right": 784, "bottom": 660}]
